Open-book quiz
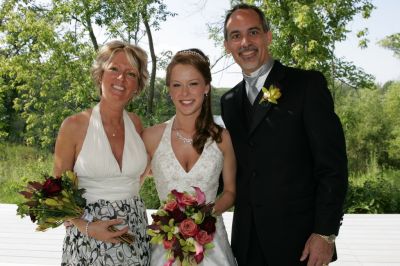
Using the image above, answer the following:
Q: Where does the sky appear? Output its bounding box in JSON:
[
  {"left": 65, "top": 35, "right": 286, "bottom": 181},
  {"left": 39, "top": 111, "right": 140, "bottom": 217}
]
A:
[{"left": 147, "top": 0, "right": 400, "bottom": 88}]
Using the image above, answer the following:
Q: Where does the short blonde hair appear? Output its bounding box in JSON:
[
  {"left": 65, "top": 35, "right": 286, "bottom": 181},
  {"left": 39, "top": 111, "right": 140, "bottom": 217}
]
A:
[{"left": 91, "top": 40, "right": 149, "bottom": 94}]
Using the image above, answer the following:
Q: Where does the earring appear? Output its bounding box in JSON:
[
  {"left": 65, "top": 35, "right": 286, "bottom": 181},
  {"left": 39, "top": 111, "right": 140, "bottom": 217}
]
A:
[{"left": 205, "top": 93, "right": 208, "bottom": 97}]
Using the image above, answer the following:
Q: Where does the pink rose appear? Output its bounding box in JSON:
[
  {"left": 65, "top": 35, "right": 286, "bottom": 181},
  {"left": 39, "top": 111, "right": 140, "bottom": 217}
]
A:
[
  {"left": 164, "top": 199, "right": 178, "bottom": 212},
  {"left": 195, "top": 230, "right": 213, "bottom": 245},
  {"left": 181, "top": 194, "right": 197, "bottom": 206},
  {"left": 179, "top": 218, "right": 199, "bottom": 238}
]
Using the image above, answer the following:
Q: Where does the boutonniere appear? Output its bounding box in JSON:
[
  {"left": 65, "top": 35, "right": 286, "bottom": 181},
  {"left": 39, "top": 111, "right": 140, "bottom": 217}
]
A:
[{"left": 259, "top": 85, "right": 282, "bottom": 105}]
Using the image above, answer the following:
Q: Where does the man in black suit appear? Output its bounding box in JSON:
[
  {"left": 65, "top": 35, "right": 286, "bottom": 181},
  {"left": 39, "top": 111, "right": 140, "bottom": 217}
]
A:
[{"left": 220, "top": 4, "right": 348, "bottom": 266}]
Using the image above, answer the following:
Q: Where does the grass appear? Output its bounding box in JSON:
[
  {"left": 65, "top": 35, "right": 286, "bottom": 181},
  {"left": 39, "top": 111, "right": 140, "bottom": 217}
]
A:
[{"left": 0, "top": 142, "right": 53, "bottom": 204}]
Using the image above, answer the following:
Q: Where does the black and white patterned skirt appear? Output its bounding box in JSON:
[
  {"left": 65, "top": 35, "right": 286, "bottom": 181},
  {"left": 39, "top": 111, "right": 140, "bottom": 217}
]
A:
[{"left": 61, "top": 197, "right": 150, "bottom": 266}]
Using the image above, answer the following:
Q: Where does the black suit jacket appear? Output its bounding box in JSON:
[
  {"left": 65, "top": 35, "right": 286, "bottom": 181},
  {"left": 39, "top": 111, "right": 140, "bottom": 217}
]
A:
[{"left": 221, "top": 61, "right": 348, "bottom": 265}]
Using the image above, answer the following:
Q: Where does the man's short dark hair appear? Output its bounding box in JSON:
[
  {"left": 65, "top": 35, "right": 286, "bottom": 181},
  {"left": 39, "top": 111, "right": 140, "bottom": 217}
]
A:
[{"left": 224, "top": 3, "right": 270, "bottom": 40}]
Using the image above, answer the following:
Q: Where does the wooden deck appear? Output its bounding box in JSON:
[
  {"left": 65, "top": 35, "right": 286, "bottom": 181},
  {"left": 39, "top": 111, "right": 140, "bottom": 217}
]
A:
[{"left": 1, "top": 203, "right": 399, "bottom": 265}]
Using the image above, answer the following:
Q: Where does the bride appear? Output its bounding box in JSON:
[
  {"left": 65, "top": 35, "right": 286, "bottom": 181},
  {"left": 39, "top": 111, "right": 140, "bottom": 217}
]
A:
[{"left": 142, "top": 48, "right": 237, "bottom": 266}]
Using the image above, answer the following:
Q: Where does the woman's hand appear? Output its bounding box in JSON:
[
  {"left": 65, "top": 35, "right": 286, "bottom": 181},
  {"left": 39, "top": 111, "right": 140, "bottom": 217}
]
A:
[{"left": 72, "top": 218, "right": 129, "bottom": 244}]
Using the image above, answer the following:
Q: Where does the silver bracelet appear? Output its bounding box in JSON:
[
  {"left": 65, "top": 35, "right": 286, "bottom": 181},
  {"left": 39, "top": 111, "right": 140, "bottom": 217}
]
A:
[
  {"left": 85, "top": 221, "right": 91, "bottom": 237},
  {"left": 81, "top": 212, "right": 94, "bottom": 222}
]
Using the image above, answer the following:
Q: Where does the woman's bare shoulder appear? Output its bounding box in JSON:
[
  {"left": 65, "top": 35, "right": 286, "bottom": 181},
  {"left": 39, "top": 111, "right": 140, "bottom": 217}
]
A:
[
  {"left": 127, "top": 112, "right": 144, "bottom": 135},
  {"left": 142, "top": 122, "right": 169, "bottom": 155},
  {"left": 143, "top": 122, "right": 167, "bottom": 140},
  {"left": 59, "top": 109, "right": 91, "bottom": 136}
]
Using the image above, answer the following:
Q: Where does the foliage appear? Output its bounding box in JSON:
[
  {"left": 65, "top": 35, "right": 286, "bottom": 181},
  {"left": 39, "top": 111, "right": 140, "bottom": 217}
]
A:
[
  {"left": 0, "top": 1, "right": 96, "bottom": 149},
  {"left": 335, "top": 81, "right": 400, "bottom": 171},
  {"left": 379, "top": 33, "right": 400, "bottom": 59},
  {"left": 140, "top": 176, "right": 161, "bottom": 209},
  {"left": 344, "top": 156, "right": 400, "bottom": 213},
  {"left": 130, "top": 77, "right": 175, "bottom": 127}
]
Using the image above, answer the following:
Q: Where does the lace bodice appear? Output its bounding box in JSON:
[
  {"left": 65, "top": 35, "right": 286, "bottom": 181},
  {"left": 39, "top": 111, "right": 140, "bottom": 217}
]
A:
[{"left": 151, "top": 116, "right": 224, "bottom": 202}]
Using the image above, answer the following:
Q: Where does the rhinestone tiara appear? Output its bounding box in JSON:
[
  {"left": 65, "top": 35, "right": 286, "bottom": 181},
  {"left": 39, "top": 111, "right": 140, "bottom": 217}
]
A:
[{"left": 176, "top": 50, "right": 208, "bottom": 62}]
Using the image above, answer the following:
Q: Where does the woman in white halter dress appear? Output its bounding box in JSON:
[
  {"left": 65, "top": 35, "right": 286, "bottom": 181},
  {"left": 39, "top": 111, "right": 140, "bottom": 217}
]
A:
[
  {"left": 61, "top": 104, "right": 150, "bottom": 265},
  {"left": 143, "top": 49, "right": 237, "bottom": 266},
  {"left": 53, "top": 41, "right": 151, "bottom": 265}
]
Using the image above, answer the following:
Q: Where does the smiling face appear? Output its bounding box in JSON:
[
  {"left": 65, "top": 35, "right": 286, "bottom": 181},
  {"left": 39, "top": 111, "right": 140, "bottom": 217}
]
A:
[
  {"left": 224, "top": 8, "right": 272, "bottom": 75},
  {"left": 168, "top": 64, "right": 210, "bottom": 117},
  {"left": 100, "top": 51, "right": 139, "bottom": 105}
]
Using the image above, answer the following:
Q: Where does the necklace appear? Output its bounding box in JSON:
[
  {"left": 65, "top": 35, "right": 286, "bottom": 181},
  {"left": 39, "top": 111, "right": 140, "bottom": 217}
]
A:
[{"left": 176, "top": 130, "right": 193, "bottom": 144}]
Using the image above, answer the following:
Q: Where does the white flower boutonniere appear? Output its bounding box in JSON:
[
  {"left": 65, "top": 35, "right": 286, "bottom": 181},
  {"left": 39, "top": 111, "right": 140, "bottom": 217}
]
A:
[{"left": 259, "top": 85, "right": 282, "bottom": 105}]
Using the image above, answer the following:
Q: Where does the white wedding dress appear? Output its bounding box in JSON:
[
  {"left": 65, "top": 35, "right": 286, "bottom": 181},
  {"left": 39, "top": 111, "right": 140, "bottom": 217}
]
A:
[{"left": 150, "top": 116, "right": 237, "bottom": 266}]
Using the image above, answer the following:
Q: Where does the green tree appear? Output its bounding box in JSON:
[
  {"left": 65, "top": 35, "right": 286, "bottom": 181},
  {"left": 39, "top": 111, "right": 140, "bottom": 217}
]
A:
[
  {"left": 0, "top": 0, "right": 175, "bottom": 149},
  {"left": 383, "top": 81, "right": 400, "bottom": 166},
  {"left": 0, "top": 1, "right": 95, "bottom": 149},
  {"left": 379, "top": 33, "right": 400, "bottom": 59}
]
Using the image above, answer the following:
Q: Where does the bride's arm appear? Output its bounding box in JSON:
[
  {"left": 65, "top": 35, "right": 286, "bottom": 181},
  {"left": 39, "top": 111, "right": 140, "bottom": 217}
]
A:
[
  {"left": 214, "top": 129, "right": 236, "bottom": 215},
  {"left": 141, "top": 123, "right": 166, "bottom": 184}
]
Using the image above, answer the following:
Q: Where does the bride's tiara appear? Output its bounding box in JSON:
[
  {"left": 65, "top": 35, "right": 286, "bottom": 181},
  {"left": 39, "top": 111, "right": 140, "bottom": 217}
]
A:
[{"left": 177, "top": 50, "right": 208, "bottom": 63}]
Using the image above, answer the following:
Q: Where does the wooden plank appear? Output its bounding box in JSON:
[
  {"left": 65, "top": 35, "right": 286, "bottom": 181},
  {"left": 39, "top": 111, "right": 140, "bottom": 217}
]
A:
[{"left": 1, "top": 204, "right": 400, "bottom": 265}]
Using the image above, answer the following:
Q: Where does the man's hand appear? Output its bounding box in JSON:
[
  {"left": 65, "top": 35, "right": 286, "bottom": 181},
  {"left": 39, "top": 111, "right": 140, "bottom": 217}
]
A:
[{"left": 300, "top": 233, "right": 334, "bottom": 266}]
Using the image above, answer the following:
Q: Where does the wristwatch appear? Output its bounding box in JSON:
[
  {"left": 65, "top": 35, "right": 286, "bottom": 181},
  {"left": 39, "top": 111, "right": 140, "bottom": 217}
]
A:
[{"left": 316, "top": 234, "right": 336, "bottom": 244}]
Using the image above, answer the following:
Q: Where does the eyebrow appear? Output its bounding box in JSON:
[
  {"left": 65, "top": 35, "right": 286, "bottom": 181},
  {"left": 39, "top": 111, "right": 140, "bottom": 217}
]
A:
[
  {"left": 248, "top": 26, "right": 262, "bottom": 32},
  {"left": 229, "top": 26, "right": 262, "bottom": 36}
]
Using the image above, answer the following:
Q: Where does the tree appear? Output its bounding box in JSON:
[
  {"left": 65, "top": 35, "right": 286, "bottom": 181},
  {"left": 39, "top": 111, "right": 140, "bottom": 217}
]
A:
[
  {"left": 379, "top": 33, "right": 400, "bottom": 59},
  {"left": 0, "top": 0, "right": 175, "bottom": 149}
]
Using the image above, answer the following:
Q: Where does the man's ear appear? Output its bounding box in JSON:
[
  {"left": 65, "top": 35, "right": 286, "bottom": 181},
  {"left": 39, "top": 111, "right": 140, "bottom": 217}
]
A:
[
  {"left": 266, "top": 31, "right": 272, "bottom": 46},
  {"left": 224, "top": 41, "right": 231, "bottom": 55}
]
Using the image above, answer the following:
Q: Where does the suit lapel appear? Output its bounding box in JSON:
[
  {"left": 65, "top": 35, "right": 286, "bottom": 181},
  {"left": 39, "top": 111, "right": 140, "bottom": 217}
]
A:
[{"left": 248, "top": 61, "right": 285, "bottom": 137}]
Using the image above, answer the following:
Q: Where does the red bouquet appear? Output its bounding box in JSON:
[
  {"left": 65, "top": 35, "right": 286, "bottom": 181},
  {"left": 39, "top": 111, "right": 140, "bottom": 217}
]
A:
[
  {"left": 147, "top": 187, "right": 216, "bottom": 266},
  {"left": 16, "top": 171, "right": 86, "bottom": 231},
  {"left": 16, "top": 171, "right": 134, "bottom": 244}
]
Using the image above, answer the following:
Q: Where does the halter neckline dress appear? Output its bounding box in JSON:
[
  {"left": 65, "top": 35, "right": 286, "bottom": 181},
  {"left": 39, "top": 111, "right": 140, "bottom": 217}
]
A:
[{"left": 61, "top": 103, "right": 150, "bottom": 266}]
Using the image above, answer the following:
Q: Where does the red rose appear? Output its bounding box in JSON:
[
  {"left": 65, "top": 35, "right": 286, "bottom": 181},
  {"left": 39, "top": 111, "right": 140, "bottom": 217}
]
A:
[
  {"left": 42, "top": 177, "right": 62, "bottom": 197},
  {"left": 179, "top": 218, "right": 199, "bottom": 238},
  {"left": 164, "top": 200, "right": 178, "bottom": 212},
  {"left": 195, "top": 230, "right": 213, "bottom": 245},
  {"left": 170, "top": 208, "right": 186, "bottom": 223},
  {"left": 200, "top": 216, "right": 216, "bottom": 234}
]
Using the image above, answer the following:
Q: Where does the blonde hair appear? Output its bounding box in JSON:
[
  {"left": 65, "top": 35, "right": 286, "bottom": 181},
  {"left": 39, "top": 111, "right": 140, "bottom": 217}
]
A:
[{"left": 91, "top": 40, "right": 149, "bottom": 94}]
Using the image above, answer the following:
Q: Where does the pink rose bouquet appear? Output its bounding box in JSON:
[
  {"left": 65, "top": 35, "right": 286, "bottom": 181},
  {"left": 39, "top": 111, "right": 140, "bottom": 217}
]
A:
[{"left": 147, "top": 187, "right": 217, "bottom": 266}]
